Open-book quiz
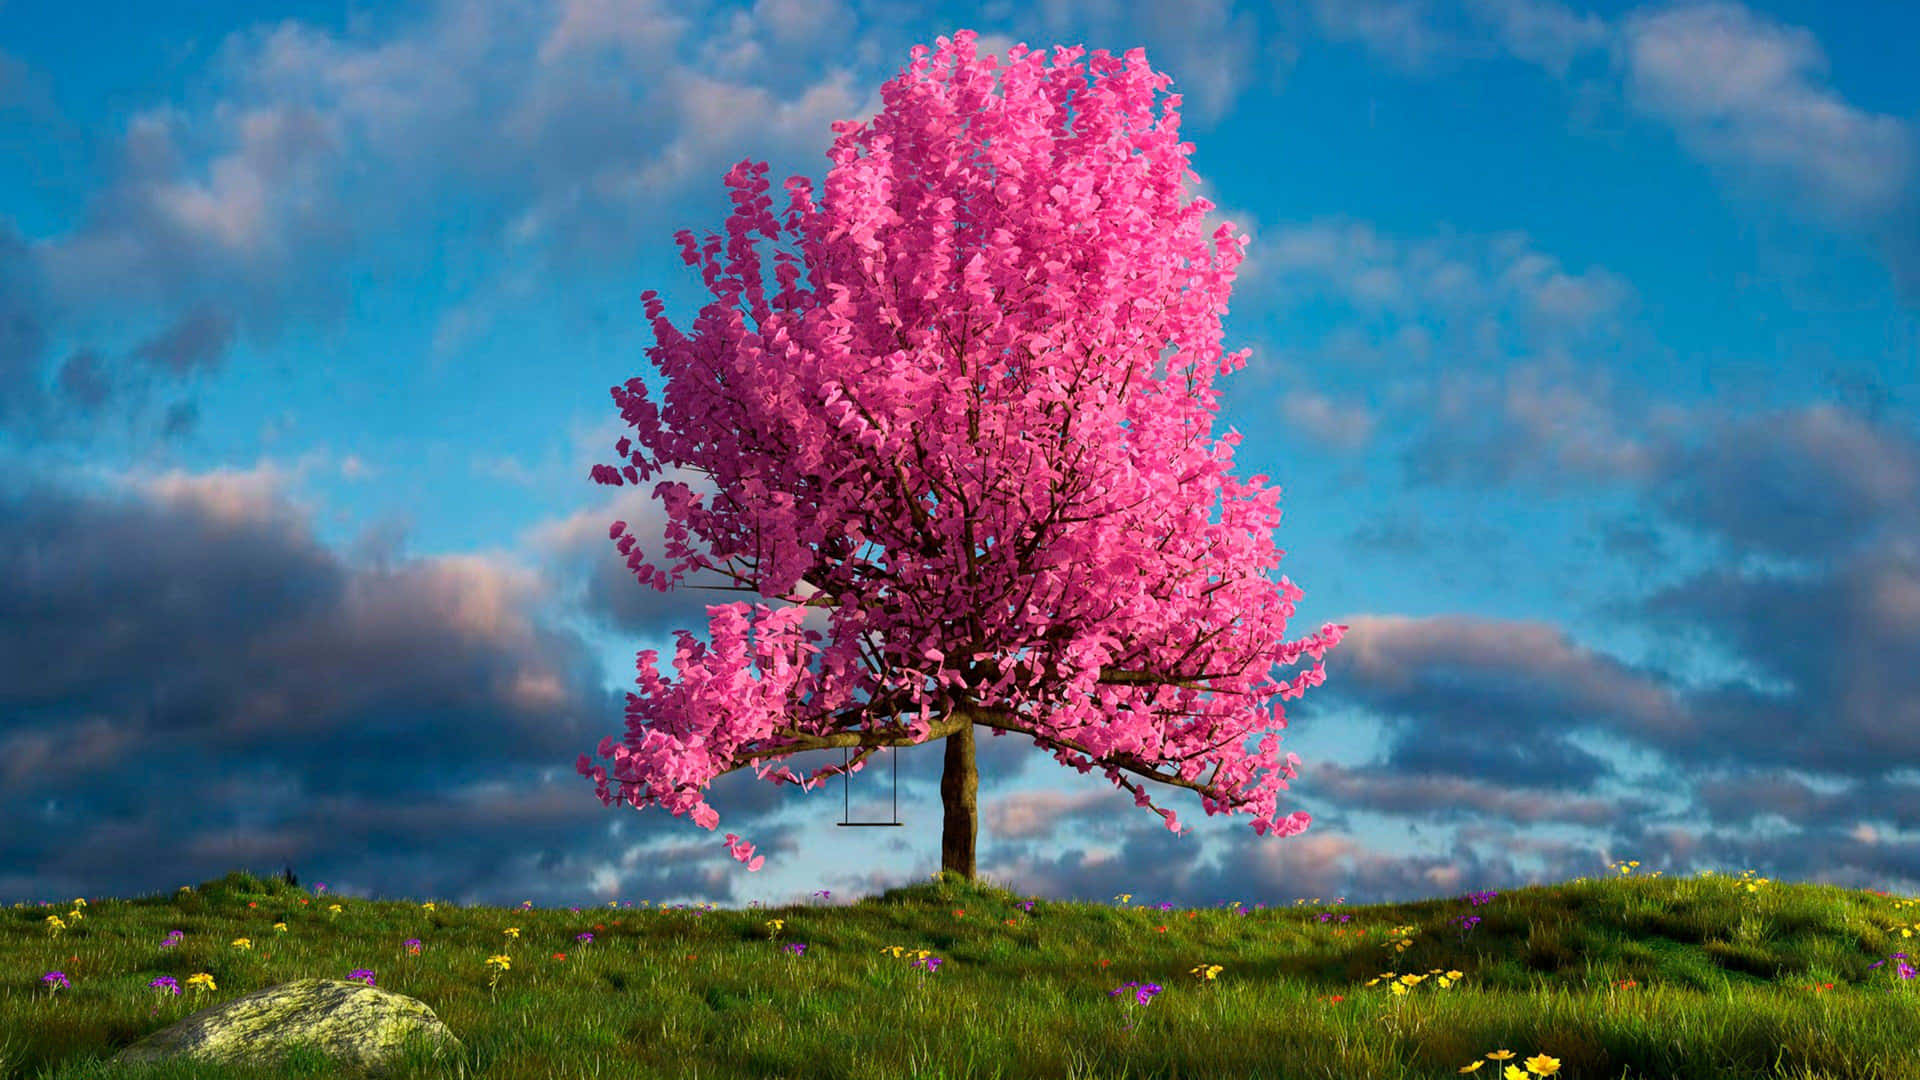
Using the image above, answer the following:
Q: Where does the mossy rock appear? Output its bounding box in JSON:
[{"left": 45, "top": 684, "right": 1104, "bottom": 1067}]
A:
[{"left": 109, "top": 978, "right": 466, "bottom": 1079}]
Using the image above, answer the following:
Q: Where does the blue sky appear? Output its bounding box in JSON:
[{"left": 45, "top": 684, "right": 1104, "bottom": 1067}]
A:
[{"left": 3, "top": 0, "right": 1917, "bottom": 912}]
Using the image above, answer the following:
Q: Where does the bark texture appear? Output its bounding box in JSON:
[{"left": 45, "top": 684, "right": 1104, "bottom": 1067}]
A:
[{"left": 939, "top": 722, "right": 978, "bottom": 880}]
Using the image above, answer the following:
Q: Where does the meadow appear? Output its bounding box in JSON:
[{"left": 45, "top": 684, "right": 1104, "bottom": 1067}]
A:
[{"left": 3, "top": 862, "right": 1919, "bottom": 1079}]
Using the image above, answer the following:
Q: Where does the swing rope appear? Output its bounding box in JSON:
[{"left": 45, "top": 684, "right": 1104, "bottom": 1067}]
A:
[{"left": 836, "top": 743, "right": 902, "bottom": 826}]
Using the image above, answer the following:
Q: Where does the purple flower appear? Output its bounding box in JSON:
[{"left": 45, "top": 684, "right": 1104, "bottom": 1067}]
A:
[
  {"left": 42, "top": 971, "right": 69, "bottom": 990},
  {"left": 1868, "top": 954, "right": 1915, "bottom": 980},
  {"left": 149, "top": 976, "right": 180, "bottom": 995},
  {"left": 347, "top": 969, "right": 376, "bottom": 986},
  {"left": 403, "top": 938, "right": 422, "bottom": 951},
  {"left": 160, "top": 930, "right": 184, "bottom": 948},
  {"left": 576, "top": 931, "right": 593, "bottom": 943},
  {"left": 315, "top": 883, "right": 328, "bottom": 894},
  {"left": 1108, "top": 981, "right": 1162, "bottom": 1006},
  {"left": 1017, "top": 901, "right": 1035, "bottom": 912},
  {"left": 784, "top": 942, "right": 807, "bottom": 956}
]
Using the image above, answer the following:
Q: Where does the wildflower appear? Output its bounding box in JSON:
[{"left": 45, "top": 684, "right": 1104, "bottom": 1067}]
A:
[
  {"left": 347, "top": 969, "right": 376, "bottom": 987},
  {"left": 273, "top": 922, "right": 288, "bottom": 933},
  {"left": 576, "top": 932, "right": 593, "bottom": 943},
  {"left": 404, "top": 938, "right": 422, "bottom": 955},
  {"left": 185, "top": 973, "right": 217, "bottom": 995},
  {"left": 149, "top": 975, "right": 180, "bottom": 996},
  {"left": 232, "top": 938, "right": 252, "bottom": 950},
  {"left": 42, "top": 971, "right": 69, "bottom": 994},
  {"left": 45, "top": 915, "right": 65, "bottom": 936}
]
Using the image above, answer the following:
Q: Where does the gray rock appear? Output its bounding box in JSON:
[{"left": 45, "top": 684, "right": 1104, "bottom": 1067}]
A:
[{"left": 110, "top": 978, "right": 467, "bottom": 1078}]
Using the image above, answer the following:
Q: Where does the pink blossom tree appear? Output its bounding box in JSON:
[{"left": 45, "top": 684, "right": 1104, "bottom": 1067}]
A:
[{"left": 581, "top": 29, "right": 1348, "bottom": 881}]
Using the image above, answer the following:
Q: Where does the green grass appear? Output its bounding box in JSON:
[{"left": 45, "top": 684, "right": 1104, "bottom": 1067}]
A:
[{"left": 5, "top": 863, "right": 1920, "bottom": 1079}]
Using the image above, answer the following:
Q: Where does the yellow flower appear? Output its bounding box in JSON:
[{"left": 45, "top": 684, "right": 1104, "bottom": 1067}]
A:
[
  {"left": 503, "top": 927, "right": 521, "bottom": 940},
  {"left": 1459, "top": 1063, "right": 1485, "bottom": 1074},
  {"left": 1524, "top": 1054, "right": 1561, "bottom": 1075},
  {"left": 486, "top": 954, "right": 512, "bottom": 971},
  {"left": 1504, "top": 1068, "right": 1529, "bottom": 1080},
  {"left": 765, "top": 919, "right": 784, "bottom": 937},
  {"left": 185, "top": 973, "right": 216, "bottom": 993},
  {"left": 328, "top": 904, "right": 342, "bottom": 916},
  {"left": 1115, "top": 893, "right": 1132, "bottom": 904},
  {"left": 1190, "top": 964, "right": 1223, "bottom": 981},
  {"left": 45, "top": 915, "right": 65, "bottom": 934},
  {"left": 73, "top": 898, "right": 87, "bottom": 908},
  {"left": 66, "top": 909, "right": 83, "bottom": 921},
  {"left": 422, "top": 902, "right": 436, "bottom": 912},
  {"left": 1485, "top": 1051, "right": 1516, "bottom": 1060},
  {"left": 232, "top": 938, "right": 252, "bottom": 950},
  {"left": 273, "top": 922, "right": 288, "bottom": 933}
]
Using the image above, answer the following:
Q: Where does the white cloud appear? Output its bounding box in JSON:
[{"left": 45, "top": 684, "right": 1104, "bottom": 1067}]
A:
[
  {"left": 1262, "top": 219, "right": 1632, "bottom": 333},
  {"left": 1283, "top": 389, "right": 1377, "bottom": 451},
  {"left": 1310, "top": 0, "right": 1460, "bottom": 71},
  {"left": 1618, "top": 1, "right": 1916, "bottom": 223},
  {"left": 1465, "top": 0, "right": 1608, "bottom": 75}
]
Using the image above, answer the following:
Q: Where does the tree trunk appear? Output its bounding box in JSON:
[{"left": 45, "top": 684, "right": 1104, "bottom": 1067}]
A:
[{"left": 940, "top": 721, "right": 978, "bottom": 880}]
